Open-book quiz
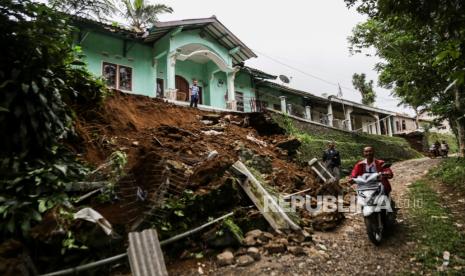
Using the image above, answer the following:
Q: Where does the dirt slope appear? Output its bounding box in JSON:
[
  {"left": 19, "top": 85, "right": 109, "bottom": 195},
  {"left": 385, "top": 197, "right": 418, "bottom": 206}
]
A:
[{"left": 71, "top": 92, "right": 323, "bottom": 229}]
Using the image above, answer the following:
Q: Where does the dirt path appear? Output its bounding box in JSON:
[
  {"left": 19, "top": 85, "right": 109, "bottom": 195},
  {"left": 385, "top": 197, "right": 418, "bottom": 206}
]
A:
[{"left": 210, "top": 157, "right": 443, "bottom": 276}]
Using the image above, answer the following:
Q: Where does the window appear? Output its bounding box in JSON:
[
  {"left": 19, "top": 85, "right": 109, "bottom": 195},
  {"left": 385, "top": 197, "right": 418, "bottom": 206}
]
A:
[
  {"left": 396, "top": 121, "right": 401, "bottom": 132},
  {"left": 402, "top": 120, "right": 406, "bottom": 131},
  {"left": 102, "top": 62, "right": 133, "bottom": 91},
  {"left": 235, "top": 91, "right": 244, "bottom": 112},
  {"left": 102, "top": 62, "right": 117, "bottom": 88}
]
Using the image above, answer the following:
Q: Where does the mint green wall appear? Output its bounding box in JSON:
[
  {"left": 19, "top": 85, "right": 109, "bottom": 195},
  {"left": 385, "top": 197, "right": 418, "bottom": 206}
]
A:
[
  {"left": 209, "top": 71, "right": 228, "bottom": 109},
  {"left": 171, "top": 30, "right": 232, "bottom": 66},
  {"left": 235, "top": 72, "right": 255, "bottom": 112},
  {"left": 80, "top": 30, "right": 156, "bottom": 97},
  {"left": 153, "top": 34, "right": 170, "bottom": 90}
]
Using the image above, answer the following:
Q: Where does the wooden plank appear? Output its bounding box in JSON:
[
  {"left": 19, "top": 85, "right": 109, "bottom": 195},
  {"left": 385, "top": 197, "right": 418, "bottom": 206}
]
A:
[
  {"left": 128, "top": 229, "right": 168, "bottom": 276},
  {"left": 230, "top": 161, "right": 301, "bottom": 231}
]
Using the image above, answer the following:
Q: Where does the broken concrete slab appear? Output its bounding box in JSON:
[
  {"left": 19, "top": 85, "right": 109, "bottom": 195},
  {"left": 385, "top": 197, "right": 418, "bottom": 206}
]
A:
[{"left": 230, "top": 161, "right": 301, "bottom": 232}]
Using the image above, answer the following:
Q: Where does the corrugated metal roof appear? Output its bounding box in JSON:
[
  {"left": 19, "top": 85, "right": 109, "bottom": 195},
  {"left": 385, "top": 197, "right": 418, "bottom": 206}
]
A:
[
  {"left": 241, "top": 66, "right": 277, "bottom": 80},
  {"left": 145, "top": 16, "right": 257, "bottom": 64},
  {"left": 128, "top": 229, "right": 168, "bottom": 276}
]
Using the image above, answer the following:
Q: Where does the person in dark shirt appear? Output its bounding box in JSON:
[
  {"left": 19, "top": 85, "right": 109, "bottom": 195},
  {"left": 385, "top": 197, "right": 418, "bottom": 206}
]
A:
[{"left": 322, "top": 141, "right": 341, "bottom": 180}]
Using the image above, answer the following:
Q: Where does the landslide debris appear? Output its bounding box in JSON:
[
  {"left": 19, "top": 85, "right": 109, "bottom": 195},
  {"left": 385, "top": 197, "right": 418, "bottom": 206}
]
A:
[{"left": 28, "top": 91, "right": 346, "bottom": 274}]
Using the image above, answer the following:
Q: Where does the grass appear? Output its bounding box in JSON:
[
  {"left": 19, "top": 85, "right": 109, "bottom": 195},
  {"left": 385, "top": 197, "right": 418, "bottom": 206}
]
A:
[
  {"left": 407, "top": 162, "right": 465, "bottom": 274},
  {"left": 273, "top": 114, "right": 422, "bottom": 173},
  {"left": 429, "top": 158, "right": 465, "bottom": 193}
]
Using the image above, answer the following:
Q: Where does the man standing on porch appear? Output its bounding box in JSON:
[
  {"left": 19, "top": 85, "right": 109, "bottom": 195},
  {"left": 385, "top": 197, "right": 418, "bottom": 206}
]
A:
[{"left": 190, "top": 80, "right": 200, "bottom": 108}]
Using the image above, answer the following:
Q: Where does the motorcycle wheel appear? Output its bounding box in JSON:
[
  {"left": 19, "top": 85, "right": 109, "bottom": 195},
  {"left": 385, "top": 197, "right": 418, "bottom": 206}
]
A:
[{"left": 364, "top": 213, "right": 383, "bottom": 245}]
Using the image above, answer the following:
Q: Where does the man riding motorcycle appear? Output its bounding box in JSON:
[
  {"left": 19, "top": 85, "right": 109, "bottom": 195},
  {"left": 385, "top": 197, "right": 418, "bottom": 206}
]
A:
[{"left": 349, "top": 146, "right": 393, "bottom": 194}]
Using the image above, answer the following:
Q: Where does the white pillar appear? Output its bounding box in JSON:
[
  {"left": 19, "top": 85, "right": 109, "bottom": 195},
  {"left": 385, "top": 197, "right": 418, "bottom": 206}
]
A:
[
  {"left": 166, "top": 53, "right": 177, "bottom": 100},
  {"left": 287, "top": 104, "right": 292, "bottom": 114},
  {"left": 305, "top": 106, "right": 312, "bottom": 120},
  {"left": 387, "top": 116, "right": 393, "bottom": 137},
  {"left": 226, "top": 71, "right": 237, "bottom": 111},
  {"left": 373, "top": 114, "right": 381, "bottom": 135},
  {"left": 327, "top": 102, "right": 334, "bottom": 127},
  {"left": 279, "top": 96, "right": 287, "bottom": 113},
  {"left": 345, "top": 106, "right": 353, "bottom": 131}
]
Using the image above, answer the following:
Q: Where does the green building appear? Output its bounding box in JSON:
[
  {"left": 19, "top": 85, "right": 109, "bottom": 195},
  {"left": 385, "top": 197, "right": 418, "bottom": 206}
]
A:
[{"left": 72, "top": 16, "right": 416, "bottom": 137}]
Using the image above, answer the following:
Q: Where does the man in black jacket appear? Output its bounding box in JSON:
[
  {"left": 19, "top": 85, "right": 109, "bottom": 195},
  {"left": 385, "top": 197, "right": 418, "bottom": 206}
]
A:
[{"left": 322, "top": 141, "right": 341, "bottom": 181}]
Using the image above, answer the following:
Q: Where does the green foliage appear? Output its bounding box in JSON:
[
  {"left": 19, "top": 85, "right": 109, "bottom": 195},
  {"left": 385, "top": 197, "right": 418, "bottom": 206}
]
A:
[
  {"left": 120, "top": 0, "right": 173, "bottom": 32},
  {"left": 408, "top": 179, "right": 465, "bottom": 272},
  {"left": 222, "top": 218, "right": 244, "bottom": 243},
  {"left": 345, "top": 0, "right": 465, "bottom": 156},
  {"left": 0, "top": 0, "right": 106, "bottom": 238},
  {"left": 430, "top": 159, "right": 465, "bottom": 192},
  {"left": 48, "top": 0, "right": 117, "bottom": 21},
  {"left": 352, "top": 73, "right": 376, "bottom": 106},
  {"left": 275, "top": 114, "right": 421, "bottom": 172}
]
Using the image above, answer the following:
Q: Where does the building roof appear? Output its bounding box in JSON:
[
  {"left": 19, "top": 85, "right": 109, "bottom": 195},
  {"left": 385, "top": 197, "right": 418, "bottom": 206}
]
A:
[
  {"left": 328, "top": 96, "right": 396, "bottom": 116},
  {"left": 257, "top": 81, "right": 328, "bottom": 103},
  {"left": 70, "top": 16, "right": 145, "bottom": 41},
  {"left": 240, "top": 66, "right": 277, "bottom": 80},
  {"left": 145, "top": 16, "right": 257, "bottom": 64}
]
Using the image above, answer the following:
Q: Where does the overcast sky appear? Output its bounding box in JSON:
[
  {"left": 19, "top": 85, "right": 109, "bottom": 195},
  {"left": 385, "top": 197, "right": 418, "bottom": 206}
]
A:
[{"left": 154, "top": 0, "right": 411, "bottom": 114}]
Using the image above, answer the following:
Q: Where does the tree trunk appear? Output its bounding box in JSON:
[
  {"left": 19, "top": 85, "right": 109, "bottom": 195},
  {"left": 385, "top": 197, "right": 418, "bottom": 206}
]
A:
[{"left": 455, "top": 85, "right": 465, "bottom": 157}]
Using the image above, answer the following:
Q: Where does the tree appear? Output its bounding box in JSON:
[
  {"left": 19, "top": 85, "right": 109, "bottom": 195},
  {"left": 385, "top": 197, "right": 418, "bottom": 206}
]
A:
[
  {"left": 352, "top": 73, "right": 376, "bottom": 106},
  {"left": 48, "top": 0, "right": 117, "bottom": 21},
  {"left": 345, "top": 0, "right": 465, "bottom": 157},
  {"left": 0, "top": 0, "right": 106, "bottom": 237},
  {"left": 120, "top": 0, "right": 173, "bottom": 32}
]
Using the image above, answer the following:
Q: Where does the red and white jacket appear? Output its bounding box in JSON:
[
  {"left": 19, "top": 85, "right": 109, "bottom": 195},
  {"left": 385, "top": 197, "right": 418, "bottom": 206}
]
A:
[{"left": 349, "top": 159, "right": 393, "bottom": 194}]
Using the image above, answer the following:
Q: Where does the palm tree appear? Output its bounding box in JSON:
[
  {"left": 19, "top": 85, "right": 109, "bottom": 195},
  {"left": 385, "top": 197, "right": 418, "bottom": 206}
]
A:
[{"left": 121, "top": 0, "right": 173, "bottom": 32}]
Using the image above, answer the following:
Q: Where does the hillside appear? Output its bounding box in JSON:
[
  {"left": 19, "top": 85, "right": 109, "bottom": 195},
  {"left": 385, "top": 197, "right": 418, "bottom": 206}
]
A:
[{"left": 273, "top": 114, "right": 422, "bottom": 172}]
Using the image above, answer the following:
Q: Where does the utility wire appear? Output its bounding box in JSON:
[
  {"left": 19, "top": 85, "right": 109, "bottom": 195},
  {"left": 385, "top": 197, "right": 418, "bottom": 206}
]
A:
[{"left": 253, "top": 49, "right": 399, "bottom": 102}]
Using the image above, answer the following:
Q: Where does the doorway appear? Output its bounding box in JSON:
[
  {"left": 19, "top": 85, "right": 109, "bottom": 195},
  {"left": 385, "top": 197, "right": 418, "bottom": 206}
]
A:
[
  {"left": 175, "top": 75, "right": 202, "bottom": 104},
  {"left": 175, "top": 75, "right": 189, "bottom": 102}
]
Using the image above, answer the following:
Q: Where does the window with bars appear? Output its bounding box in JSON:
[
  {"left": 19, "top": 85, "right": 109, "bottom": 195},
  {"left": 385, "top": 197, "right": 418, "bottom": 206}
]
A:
[{"left": 102, "top": 62, "right": 133, "bottom": 91}]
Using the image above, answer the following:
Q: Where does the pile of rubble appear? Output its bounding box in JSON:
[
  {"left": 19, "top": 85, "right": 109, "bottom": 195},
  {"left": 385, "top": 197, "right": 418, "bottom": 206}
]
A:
[{"left": 25, "top": 91, "right": 348, "bottom": 274}]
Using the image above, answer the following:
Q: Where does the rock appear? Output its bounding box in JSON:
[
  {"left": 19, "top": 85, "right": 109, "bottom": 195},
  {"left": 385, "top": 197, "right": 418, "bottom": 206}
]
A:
[
  {"left": 247, "top": 247, "right": 261, "bottom": 260},
  {"left": 311, "top": 210, "right": 344, "bottom": 231},
  {"left": 216, "top": 251, "right": 234, "bottom": 266},
  {"left": 245, "top": 229, "right": 263, "bottom": 239},
  {"left": 132, "top": 141, "right": 139, "bottom": 146},
  {"left": 264, "top": 243, "right": 287, "bottom": 254},
  {"left": 236, "top": 255, "right": 255, "bottom": 267},
  {"left": 277, "top": 238, "right": 289, "bottom": 246},
  {"left": 243, "top": 235, "right": 257, "bottom": 246},
  {"left": 200, "top": 120, "right": 214, "bottom": 125},
  {"left": 202, "top": 114, "right": 222, "bottom": 123},
  {"left": 259, "top": 232, "right": 274, "bottom": 243},
  {"left": 288, "top": 246, "right": 306, "bottom": 256},
  {"left": 235, "top": 247, "right": 248, "bottom": 256},
  {"left": 207, "top": 150, "right": 218, "bottom": 160},
  {"left": 276, "top": 138, "right": 301, "bottom": 156}
]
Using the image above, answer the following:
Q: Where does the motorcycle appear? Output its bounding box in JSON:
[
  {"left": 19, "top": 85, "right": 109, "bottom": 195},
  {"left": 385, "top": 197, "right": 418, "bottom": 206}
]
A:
[{"left": 353, "top": 165, "right": 396, "bottom": 245}]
